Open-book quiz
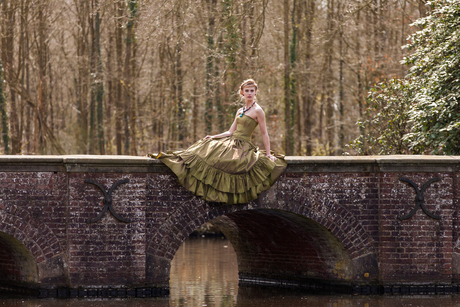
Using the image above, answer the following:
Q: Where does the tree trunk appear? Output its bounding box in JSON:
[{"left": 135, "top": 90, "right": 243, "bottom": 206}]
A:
[
  {"left": 356, "top": 2, "right": 365, "bottom": 138},
  {"left": 95, "top": 0, "right": 104, "bottom": 154},
  {"left": 192, "top": 79, "right": 198, "bottom": 142},
  {"left": 303, "top": 0, "right": 315, "bottom": 155},
  {"left": 115, "top": 0, "right": 124, "bottom": 154},
  {"left": 75, "top": 0, "right": 89, "bottom": 153},
  {"left": 1, "top": 0, "right": 20, "bottom": 154},
  {"left": 223, "top": 0, "right": 239, "bottom": 125},
  {"left": 290, "top": 0, "right": 300, "bottom": 154},
  {"left": 130, "top": 26, "right": 138, "bottom": 156},
  {"left": 400, "top": 0, "right": 406, "bottom": 76},
  {"left": 215, "top": 32, "right": 224, "bottom": 132},
  {"left": 36, "top": 0, "right": 48, "bottom": 154},
  {"left": 123, "top": 0, "right": 137, "bottom": 155},
  {"left": 158, "top": 41, "right": 166, "bottom": 152},
  {"left": 283, "top": 0, "right": 291, "bottom": 155},
  {"left": 175, "top": 7, "right": 185, "bottom": 147},
  {"left": 24, "top": 6, "right": 30, "bottom": 154},
  {"left": 106, "top": 17, "right": 115, "bottom": 155},
  {"left": 0, "top": 58, "right": 10, "bottom": 154},
  {"left": 89, "top": 0, "right": 96, "bottom": 154},
  {"left": 249, "top": 2, "right": 256, "bottom": 73},
  {"left": 325, "top": 0, "right": 334, "bottom": 154},
  {"left": 338, "top": 1, "right": 344, "bottom": 154},
  {"left": 378, "top": 0, "right": 387, "bottom": 65},
  {"left": 418, "top": 0, "right": 426, "bottom": 18},
  {"left": 204, "top": 0, "right": 215, "bottom": 135},
  {"left": 18, "top": 0, "right": 30, "bottom": 154},
  {"left": 87, "top": 0, "right": 106, "bottom": 154}
]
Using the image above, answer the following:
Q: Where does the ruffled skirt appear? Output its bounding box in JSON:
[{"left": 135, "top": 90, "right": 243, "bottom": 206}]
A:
[{"left": 151, "top": 136, "right": 287, "bottom": 204}]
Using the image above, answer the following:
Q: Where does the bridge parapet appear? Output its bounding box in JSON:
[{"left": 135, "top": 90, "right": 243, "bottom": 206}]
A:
[
  {"left": 1, "top": 154, "right": 459, "bottom": 172},
  {"left": 0, "top": 155, "right": 458, "bottom": 297}
]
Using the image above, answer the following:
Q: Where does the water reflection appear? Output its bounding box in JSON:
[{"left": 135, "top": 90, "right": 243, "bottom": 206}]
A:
[
  {"left": 0, "top": 297, "right": 169, "bottom": 306},
  {"left": 237, "top": 289, "right": 460, "bottom": 307},
  {"left": 2, "top": 295, "right": 460, "bottom": 307},
  {"left": 3, "top": 237, "right": 460, "bottom": 306},
  {"left": 169, "top": 236, "right": 460, "bottom": 307},
  {"left": 170, "top": 236, "right": 238, "bottom": 307}
]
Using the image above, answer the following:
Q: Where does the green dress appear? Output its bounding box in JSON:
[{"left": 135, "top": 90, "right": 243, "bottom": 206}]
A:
[{"left": 151, "top": 114, "right": 287, "bottom": 204}]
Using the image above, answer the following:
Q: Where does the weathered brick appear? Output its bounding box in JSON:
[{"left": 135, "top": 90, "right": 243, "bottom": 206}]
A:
[{"left": 1, "top": 157, "right": 460, "bottom": 293}]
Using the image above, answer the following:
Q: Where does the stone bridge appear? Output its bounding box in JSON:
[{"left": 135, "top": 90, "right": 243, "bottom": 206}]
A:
[{"left": 0, "top": 155, "right": 460, "bottom": 297}]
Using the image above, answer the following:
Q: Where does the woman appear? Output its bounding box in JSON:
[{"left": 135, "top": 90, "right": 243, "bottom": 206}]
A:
[{"left": 150, "top": 79, "right": 287, "bottom": 204}]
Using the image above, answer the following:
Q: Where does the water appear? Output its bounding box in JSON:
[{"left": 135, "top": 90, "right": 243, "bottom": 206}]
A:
[
  {"left": 2, "top": 237, "right": 460, "bottom": 306},
  {"left": 170, "top": 237, "right": 238, "bottom": 306}
]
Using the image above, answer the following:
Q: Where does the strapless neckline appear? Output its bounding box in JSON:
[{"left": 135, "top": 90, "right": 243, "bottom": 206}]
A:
[{"left": 242, "top": 113, "right": 258, "bottom": 123}]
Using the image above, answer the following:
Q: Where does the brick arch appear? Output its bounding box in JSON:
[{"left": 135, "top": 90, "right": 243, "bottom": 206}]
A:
[
  {"left": 146, "top": 197, "right": 252, "bottom": 260},
  {"left": 0, "top": 205, "right": 63, "bottom": 264},
  {"left": 0, "top": 230, "right": 39, "bottom": 285},
  {"left": 145, "top": 197, "right": 257, "bottom": 286},
  {"left": 289, "top": 199, "right": 376, "bottom": 259},
  {"left": 145, "top": 194, "right": 379, "bottom": 287},
  {"left": 146, "top": 197, "right": 376, "bottom": 263}
]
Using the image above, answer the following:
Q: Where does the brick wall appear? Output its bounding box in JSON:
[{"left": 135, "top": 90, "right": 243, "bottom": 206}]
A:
[
  {"left": 379, "top": 172, "right": 453, "bottom": 284},
  {"left": 68, "top": 173, "right": 147, "bottom": 287},
  {"left": 0, "top": 155, "right": 458, "bottom": 296}
]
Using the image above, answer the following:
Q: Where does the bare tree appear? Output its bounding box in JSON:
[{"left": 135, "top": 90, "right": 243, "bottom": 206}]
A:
[{"left": 0, "top": 0, "right": 424, "bottom": 156}]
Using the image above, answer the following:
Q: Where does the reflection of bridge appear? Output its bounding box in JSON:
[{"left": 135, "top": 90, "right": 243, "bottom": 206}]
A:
[{"left": 0, "top": 155, "right": 459, "bottom": 297}]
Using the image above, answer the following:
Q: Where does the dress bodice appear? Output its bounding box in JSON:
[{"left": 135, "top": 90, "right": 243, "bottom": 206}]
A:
[{"left": 232, "top": 114, "right": 258, "bottom": 142}]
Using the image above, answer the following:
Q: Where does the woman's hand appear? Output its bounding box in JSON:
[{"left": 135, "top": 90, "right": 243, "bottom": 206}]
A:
[
  {"left": 266, "top": 154, "right": 276, "bottom": 162},
  {"left": 203, "top": 135, "right": 213, "bottom": 140}
]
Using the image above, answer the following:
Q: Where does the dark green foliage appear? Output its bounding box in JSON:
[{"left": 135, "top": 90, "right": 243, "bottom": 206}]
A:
[
  {"left": 403, "top": 0, "right": 460, "bottom": 154},
  {"left": 352, "top": 0, "right": 460, "bottom": 155}
]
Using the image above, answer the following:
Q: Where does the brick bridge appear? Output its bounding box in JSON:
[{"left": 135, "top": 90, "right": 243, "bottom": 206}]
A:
[{"left": 1, "top": 155, "right": 460, "bottom": 297}]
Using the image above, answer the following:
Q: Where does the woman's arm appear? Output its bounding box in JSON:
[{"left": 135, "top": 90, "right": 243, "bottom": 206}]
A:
[
  {"left": 203, "top": 109, "right": 241, "bottom": 140},
  {"left": 256, "top": 108, "right": 276, "bottom": 162}
]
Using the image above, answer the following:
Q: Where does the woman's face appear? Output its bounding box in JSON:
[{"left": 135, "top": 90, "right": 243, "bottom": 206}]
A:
[{"left": 241, "top": 85, "right": 257, "bottom": 101}]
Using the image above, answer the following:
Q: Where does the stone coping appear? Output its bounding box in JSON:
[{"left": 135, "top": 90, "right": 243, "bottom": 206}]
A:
[{"left": 0, "top": 155, "right": 457, "bottom": 172}]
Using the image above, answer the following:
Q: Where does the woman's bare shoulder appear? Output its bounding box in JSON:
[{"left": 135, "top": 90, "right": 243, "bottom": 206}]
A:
[{"left": 254, "top": 103, "right": 265, "bottom": 114}]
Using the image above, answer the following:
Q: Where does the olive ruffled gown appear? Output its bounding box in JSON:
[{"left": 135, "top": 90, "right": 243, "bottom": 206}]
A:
[{"left": 150, "top": 114, "right": 287, "bottom": 204}]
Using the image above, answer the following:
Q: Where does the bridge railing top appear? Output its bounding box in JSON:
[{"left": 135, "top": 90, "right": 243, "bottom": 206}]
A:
[{"left": 0, "top": 155, "right": 458, "bottom": 173}]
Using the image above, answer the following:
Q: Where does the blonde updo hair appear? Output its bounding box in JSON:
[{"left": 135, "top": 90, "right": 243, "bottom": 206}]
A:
[{"left": 239, "top": 79, "right": 258, "bottom": 100}]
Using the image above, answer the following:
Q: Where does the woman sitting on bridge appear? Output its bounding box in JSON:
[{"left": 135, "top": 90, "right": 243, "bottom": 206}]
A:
[{"left": 150, "top": 79, "right": 287, "bottom": 204}]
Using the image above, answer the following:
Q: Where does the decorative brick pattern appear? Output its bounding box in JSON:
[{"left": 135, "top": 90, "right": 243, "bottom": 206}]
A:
[
  {"left": 68, "top": 173, "right": 147, "bottom": 287},
  {"left": 379, "top": 172, "right": 453, "bottom": 283}
]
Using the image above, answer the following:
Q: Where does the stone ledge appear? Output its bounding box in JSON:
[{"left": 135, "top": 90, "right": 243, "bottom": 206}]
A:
[
  {"left": 286, "top": 155, "right": 460, "bottom": 172},
  {"left": 0, "top": 155, "right": 457, "bottom": 173}
]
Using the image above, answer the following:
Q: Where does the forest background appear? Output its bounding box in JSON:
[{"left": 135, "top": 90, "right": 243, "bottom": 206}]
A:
[{"left": 0, "top": 0, "right": 428, "bottom": 156}]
